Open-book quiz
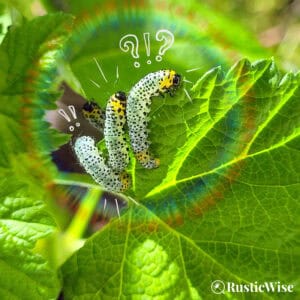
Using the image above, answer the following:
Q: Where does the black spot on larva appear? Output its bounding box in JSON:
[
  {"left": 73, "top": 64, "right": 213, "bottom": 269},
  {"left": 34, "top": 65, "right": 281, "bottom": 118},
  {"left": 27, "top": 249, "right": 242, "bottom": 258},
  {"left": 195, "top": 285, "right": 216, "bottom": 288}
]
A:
[
  {"left": 115, "top": 91, "right": 127, "bottom": 101},
  {"left": 83, "top": 101, "right": 100, "bottom": 112}
]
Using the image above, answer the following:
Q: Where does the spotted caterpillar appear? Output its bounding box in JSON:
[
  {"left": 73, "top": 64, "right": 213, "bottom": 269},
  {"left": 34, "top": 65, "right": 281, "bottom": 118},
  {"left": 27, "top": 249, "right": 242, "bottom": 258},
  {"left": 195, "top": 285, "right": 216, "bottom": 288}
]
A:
[
  {"left": 82, "top": 92, "right": 129, "bottom": 171},
  {"left": 76, "top": 70, "right": 181, "bottom": 192},
  {"left": 127, "top": 70, "right": 181, "bottom": 168},
  {"left": 82, "top": 100, "right": 105, "bottom": 133},
  {"left": 75, "top": 92, "right": 130, "bottom": 192},
  {"left": 103, "top": 91, "right": 129, "bottom": 171},
  {"left": 74, "top": 136, "right": 130, "bottom": 192}
]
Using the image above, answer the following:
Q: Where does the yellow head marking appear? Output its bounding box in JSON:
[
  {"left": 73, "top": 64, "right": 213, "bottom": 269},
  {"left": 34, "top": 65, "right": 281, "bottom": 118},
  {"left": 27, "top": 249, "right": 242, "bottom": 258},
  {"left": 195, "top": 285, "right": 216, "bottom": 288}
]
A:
[
  {"left": 110, "top": 96, "right": 125, "bottom": 116},
  {"left": 159, "top": 70, "right": 177, "bottom": 90}
]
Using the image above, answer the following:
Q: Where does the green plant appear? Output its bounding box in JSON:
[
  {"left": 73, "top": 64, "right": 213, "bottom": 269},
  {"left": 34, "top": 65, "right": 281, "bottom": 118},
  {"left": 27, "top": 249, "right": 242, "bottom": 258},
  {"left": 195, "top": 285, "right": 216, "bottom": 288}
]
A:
[{"left": 0, "top": 1, "right": 299, "bottom": 299}]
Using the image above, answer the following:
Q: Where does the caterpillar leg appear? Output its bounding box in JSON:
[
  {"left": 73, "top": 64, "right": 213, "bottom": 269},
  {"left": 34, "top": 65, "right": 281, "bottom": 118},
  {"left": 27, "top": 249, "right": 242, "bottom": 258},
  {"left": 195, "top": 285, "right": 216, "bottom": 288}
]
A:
[
  {"left": 135, "top": 150, "right": 160, "bottom": 169},
  {"left": 73, "top": 136, "right": 130, "bottom": 193}
]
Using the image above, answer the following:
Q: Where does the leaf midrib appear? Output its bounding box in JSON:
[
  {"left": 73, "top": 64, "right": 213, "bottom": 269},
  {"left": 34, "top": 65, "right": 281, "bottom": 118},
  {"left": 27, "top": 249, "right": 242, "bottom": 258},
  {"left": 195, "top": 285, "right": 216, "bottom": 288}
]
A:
[
  {"left": 146, "top": 129, "right": 300, "bottom": 198},
  {"left": 147, "top": 66, "right": 300, "bottom": 197},
  {"left": 147, "top": 60, "right": 272, "bottom": 197},
  {"left": 58, "top": 130, "right": 299, "bottom": 197},
  {"left": 141, "top": 206, "right": 273, "bottom": 296}
]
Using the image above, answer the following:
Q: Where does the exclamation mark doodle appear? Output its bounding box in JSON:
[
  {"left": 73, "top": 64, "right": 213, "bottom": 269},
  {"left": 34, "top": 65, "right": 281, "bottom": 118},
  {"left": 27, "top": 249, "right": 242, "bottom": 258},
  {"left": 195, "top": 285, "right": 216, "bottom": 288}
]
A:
[
  {"left": 58, "top": 105, "right": 81, "bottom": 132},
  {"left": 143, "top": 32, "right": 151, "bottom": 64}
]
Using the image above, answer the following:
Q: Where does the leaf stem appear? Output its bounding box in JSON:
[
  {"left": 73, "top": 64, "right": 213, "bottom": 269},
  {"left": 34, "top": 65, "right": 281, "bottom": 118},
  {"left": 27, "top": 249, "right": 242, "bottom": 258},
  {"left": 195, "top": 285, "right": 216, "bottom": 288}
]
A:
[{"left": 66, "top": 187, "right": 103, "bottom": 239}]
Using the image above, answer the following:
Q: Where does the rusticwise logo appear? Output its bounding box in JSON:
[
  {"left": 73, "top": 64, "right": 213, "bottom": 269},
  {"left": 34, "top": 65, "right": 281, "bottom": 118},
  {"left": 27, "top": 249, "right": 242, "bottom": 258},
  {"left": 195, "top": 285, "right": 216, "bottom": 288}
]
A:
[{"left": 211, "top": 280, "right": 294, "bottom": 295}]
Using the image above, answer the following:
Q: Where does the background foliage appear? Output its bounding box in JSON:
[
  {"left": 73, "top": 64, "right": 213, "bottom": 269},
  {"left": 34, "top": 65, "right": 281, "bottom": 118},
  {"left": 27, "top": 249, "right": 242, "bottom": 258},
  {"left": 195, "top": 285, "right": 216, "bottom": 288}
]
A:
[{"left": 0, "top": 0, "right": 299, "bottom": 299}]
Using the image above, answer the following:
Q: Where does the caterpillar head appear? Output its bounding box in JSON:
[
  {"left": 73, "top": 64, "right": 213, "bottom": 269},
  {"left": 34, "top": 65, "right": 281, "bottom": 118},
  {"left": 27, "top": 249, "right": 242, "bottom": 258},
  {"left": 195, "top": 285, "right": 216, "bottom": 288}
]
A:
[
  {"left": 82, "top": 100, "right": 105, "bottom": 132},
  {"left": 82, "top": 100, "right": 102, "bottom": 117},
  {"left": 110, "top": 91, "right": 127, "bottom": 115},
  {"left": 158, "top": 70, "right": 181, "bottom": 96},
  {"left": 114, "top": 91, "right": 127, "bottom": 101}
]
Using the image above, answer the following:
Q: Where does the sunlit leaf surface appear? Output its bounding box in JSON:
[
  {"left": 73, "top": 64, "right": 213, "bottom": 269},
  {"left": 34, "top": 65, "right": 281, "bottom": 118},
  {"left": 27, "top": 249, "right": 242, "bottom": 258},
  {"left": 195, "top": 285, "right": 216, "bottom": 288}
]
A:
[{"left": 62, "top": 59, "right": 300, "bottom": 299}]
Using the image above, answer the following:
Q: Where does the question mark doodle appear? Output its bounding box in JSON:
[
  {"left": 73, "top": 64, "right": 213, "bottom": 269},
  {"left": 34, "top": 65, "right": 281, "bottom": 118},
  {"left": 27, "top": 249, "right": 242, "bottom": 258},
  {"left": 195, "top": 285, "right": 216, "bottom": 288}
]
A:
[
  {"left": 119, "top": 34, "right": 140, "bottom": 68},
  {"left": 58, "top": 105, "right": 80, "bottom": 132},
  {"left": 119, "top": 29, "right": 175, "bottom": 67},
  {"left": 155, "top": 29, "right": 174, "bottom": 62}
]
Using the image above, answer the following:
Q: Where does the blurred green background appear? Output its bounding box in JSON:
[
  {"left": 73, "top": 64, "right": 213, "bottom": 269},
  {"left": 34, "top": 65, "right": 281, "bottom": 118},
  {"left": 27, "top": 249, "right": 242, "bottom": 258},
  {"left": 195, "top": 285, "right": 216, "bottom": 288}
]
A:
[{"left": 1, "top": 0, "right": 299, "bottom": 69}]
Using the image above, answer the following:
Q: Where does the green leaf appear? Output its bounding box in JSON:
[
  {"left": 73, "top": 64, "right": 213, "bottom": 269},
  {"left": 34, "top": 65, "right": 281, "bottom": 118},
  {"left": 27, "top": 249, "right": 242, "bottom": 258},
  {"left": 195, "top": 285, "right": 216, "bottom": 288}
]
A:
[
  {"left": 0, "top": 13, "right": 72, "bottom": 94},
  {"left": 0, "top": 13, "right": 73, "bottom": 170},
  {"left": 62, "top": 59, "right": 300, "bottom": 299},
  {"left": 0, "top": 13, "right": 75, "bottom": 300},
  {"left": 62, "top": 206, "right": 202, "bottom": 300},
  {"left": 0, "top": 176, "right": 60, "bottom": 299},
  {"left": 0, "top": 0, "right": 35, "bottom": 20},
  {"left": 135, "top": 59, "right": 299, "bottom": 198}
]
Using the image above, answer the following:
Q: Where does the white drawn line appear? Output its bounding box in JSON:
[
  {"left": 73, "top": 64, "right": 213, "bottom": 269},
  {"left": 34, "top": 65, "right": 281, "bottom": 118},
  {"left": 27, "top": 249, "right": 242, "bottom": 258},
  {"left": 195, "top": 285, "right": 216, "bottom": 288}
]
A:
[
  {"left": 115, "top": 198, "right": 120, "bottom": 218},
  {"left": 185, "top": 67, "right": 202, "bottom": 73},
  {"left": 58, "top": 109, "right": 71, "bottom": 122},
  {"left": 104, "top": 198, "right": 107, "bottom": 211},
  {"left": 93, "top": 57, "right": 108, "bottom": 83},
  {"left": 116, "top": 65, "right": 119, "bottom": 81},
  {"left": 183, "top": 79, "right": 193, "bottom": 84},
  {"left": 184, "top": 88, "right": 192, "bottom": 103},
  {"left": 89, "top": 78, "right": 101, "bottom": 88},
  {"left": 68, "top": 105, "right": 77, "bottom": 119}
]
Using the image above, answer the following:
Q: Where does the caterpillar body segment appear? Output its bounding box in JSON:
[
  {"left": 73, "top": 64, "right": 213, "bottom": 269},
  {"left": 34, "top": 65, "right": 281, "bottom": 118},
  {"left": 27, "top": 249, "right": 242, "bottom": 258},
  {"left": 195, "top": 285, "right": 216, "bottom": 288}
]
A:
[
  {"left": 104, "top": 91, "right": 129, "bottom": 172},
  {"left": 126, "top": 70, "right": 181, "bottom": 169},
  {"left": 74, "top": 136, "right": 130, "bottom": 193}
]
